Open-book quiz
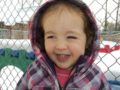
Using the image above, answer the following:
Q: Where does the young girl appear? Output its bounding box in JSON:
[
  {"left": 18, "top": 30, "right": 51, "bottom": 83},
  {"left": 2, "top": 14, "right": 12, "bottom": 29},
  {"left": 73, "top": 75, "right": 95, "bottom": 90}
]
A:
[{"left": 16, "top": 0, "right": 111, "bottom": 90}]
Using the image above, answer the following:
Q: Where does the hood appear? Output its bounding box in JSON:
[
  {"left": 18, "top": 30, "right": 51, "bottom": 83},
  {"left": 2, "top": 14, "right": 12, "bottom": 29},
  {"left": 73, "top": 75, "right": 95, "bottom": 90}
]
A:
[{"left": 28, "top": 0, "right": 100, "bottom": 68}]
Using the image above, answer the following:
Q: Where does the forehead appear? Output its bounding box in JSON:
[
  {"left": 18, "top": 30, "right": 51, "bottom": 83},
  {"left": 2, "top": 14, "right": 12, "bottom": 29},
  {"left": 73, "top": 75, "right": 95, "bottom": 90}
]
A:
[
  {"left": 44, "top": 2, "right": 82, "bottom": 14},
  {"left": 42, "top": 8, "right": 85, "bottom": 35},
  {"left": 42, "top": 4, "right": 85, "bottom": 30},
  {"left": 42, "top": 3, "right": 85, "bottom": 23}
]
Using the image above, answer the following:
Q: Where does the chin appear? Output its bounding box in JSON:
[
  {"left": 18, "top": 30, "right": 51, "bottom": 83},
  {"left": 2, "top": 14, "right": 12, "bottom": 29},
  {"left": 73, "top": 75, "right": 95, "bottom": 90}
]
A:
[{"left": 57, "top": 65, "right": 72, "bottom": 70}]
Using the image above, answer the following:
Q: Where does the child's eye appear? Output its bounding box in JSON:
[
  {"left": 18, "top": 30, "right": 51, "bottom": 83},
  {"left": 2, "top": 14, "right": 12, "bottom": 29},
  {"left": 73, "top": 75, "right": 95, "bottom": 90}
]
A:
[
  {"left": 46, "top": 36, "right": 55, "bottom": 39},
  {"left": 67, "top": 36, "right": 77, "bottom": 39}
]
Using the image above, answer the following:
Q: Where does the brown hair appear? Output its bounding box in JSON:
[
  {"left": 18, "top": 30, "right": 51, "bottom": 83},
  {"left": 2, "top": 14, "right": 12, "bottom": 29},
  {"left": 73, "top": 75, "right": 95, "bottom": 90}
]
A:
[{"left": 29, "top": 0, "right": 99, "bottom": 56}]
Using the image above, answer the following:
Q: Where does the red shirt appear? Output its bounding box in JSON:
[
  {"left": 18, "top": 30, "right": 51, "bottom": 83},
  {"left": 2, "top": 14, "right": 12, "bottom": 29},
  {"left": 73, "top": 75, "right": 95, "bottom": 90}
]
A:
[{"left": 55, "top": 66, "right": 71, "bottom": 87}]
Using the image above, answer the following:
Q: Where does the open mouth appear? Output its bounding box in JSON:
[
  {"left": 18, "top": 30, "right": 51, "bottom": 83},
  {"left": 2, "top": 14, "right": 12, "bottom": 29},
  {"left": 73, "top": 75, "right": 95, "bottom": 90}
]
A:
[{"left": 55, "top": 54, "right": 71, "bottom": 62}]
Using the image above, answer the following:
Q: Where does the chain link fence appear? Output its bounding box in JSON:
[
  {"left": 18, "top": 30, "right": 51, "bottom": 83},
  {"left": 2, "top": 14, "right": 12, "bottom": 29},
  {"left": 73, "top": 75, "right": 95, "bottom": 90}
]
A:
[{"left": 0, "top": 0, "right": 120, "bottom": 90}]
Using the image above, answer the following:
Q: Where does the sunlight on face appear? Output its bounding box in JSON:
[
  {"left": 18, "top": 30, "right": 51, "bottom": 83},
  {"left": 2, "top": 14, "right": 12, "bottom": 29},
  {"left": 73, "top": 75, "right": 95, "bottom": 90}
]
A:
[{"left": 42, "top": 5, "right": 86, "bottom": 70}]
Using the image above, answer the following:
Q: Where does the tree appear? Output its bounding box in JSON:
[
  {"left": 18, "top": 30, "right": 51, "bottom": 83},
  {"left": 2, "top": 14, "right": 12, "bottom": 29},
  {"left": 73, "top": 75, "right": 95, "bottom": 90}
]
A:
[
  {"left": 104, "top": 0, "right": 108, "bottom": 31},
  {"left": 115, "top": 0, "right": 120, "bottom": 31}
]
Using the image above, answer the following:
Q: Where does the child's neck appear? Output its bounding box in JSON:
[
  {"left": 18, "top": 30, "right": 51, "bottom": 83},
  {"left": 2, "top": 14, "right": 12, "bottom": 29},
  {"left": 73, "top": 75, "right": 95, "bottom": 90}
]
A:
[{"left": 55, "top": 65, "right": 71, "bottom": 87}]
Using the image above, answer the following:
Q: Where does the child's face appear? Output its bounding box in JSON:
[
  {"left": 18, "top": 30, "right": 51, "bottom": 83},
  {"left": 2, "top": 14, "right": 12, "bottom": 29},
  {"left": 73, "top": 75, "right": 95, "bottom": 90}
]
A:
[{"left": 42, "top": 6, "right": 86, "bottom": 70}]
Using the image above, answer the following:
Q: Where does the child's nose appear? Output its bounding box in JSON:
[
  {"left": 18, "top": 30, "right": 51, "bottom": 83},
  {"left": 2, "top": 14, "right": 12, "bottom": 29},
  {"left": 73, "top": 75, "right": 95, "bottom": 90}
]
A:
[{"left": 55, "top": 40, "right": 67, "bottom": 50}]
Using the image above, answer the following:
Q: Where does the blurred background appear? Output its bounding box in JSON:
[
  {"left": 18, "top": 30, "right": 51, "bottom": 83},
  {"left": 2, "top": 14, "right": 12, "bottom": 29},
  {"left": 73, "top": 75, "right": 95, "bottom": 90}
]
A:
[{"left": 0, "top": 0, "right": 120, "bottom": 90}]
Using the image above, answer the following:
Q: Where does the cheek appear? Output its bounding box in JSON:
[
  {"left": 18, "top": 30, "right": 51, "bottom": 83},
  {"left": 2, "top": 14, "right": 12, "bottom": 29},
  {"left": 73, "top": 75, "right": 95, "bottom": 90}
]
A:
[
  {"left": 45, "top": 41, "right": 54, "bottom": 55},
  {"left": 70, "top": 42, "right": 86, "bottom": 55}
]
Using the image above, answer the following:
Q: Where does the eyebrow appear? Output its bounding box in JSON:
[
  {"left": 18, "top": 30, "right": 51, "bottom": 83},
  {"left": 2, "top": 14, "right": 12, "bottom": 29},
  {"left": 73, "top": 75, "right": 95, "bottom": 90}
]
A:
[
  {"left": 44, "top": 29, "right": 84, "bottom": 35},
  {"left": 66, "top": 30, "right": 83, "bottom": 35},
  {"left": 45, "top": 31, "right": 54, "bottom": 34}
]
